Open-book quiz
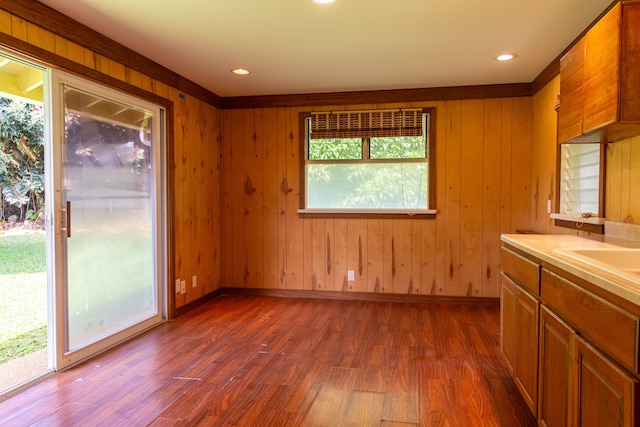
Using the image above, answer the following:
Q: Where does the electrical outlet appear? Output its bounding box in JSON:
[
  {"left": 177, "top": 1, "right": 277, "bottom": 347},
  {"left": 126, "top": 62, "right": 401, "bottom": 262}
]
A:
[
  {"left": 175, "top": 278, "right": 181, "bottom": 293},
  {"left": 192, "top": 275, "right": 197, "bottom": 288},
  {"left": 348, "top": 270, "right": 355, "bottom": 281},
  {"left": 180, "top": 280, "right": 186, "bottom": 294}
]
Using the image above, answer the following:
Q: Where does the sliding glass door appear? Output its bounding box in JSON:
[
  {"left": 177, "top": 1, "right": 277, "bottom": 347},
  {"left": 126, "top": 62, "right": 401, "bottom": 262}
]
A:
[{"left": 51, "top": 72, "right": 165, "bottom": 368}]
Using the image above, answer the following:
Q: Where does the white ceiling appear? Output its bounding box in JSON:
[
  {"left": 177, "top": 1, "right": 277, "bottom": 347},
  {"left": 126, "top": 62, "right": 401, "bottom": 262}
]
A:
[{"left": 37, "top": 0, "right": 614, "bottom": 98}]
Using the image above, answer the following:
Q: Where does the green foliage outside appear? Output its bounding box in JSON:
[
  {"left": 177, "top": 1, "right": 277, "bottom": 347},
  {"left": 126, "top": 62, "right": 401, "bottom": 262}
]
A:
[
  {"left": 0, "top": 98, "right": 45, "bottom": 222},
  {"left": 0, "top": 233, "right": 47, "bottom": 364},
  {"left": 309, "top": 136, "right": 426, "bottom": 160},
  {"left": 369, "top": 136, "right": 426, "bottom": 159},
  {"left": 307, "top": 135, "right": 428, "bottom": 209},
  {"left": 309, "top": 138, "right": 363, "bottom": 160}
]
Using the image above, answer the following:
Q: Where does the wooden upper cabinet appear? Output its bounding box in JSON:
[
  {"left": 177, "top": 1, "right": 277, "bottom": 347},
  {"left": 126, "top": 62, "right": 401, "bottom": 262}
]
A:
[
  {"left": 582, "top": 2, "right": 622, "bottom": 135},
  {"left": 558, "top": 1, "right": 640, "bottom": 143},
  {"left": 558, "top": 37, "right": 585, "bottom": 143}
]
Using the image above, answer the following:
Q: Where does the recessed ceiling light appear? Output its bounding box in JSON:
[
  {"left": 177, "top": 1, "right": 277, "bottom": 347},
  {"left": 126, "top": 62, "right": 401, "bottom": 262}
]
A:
[
  {"left": 231, "top": 68, "right": 251, "bottom": 75},
  {"left": 496, "top": 53, "right": 518, "bottom": 61},
  {"left": 314, "top": 0, "right": 335, "bottom": 3}
]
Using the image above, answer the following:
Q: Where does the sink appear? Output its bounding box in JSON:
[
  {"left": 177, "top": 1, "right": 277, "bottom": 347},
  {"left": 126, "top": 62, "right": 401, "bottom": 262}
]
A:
[
  {"left": 553, "top": 247, "right": 640, "bottom": 283},
  {"left": 559, "top": 248, "right": 640, "bottom": 273}
]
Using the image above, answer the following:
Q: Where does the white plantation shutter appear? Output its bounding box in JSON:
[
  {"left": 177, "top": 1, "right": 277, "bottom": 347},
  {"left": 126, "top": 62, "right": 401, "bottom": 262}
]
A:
[{"left": 560, "top": 143, "right": 601, "bottom": 215}]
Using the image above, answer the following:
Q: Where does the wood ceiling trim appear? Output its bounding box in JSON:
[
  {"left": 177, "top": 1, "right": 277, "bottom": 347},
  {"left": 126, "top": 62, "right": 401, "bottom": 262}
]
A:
[{"left": 220, "top": 83, "right": 533, "bottom": 109}]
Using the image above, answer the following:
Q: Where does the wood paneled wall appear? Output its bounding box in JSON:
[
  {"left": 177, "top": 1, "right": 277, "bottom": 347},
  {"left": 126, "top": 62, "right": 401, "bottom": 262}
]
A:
[
  {"left": 221, "top": 99, "right": 533, "bottom": 298},
  {"left": 607, "top": 134, "right": 640, "bottom": 223},
  {"left": 0, "top": 9, "right": 222, "bottom": 312},
  {"left": 530, "top": 77, "right": 561, "bottom": 234},
  {"left": 530, "top": 75, "right": 589, "bottom": 236},
  {"left": 172, "top": 95, "right": 221, "bottom": 309}
]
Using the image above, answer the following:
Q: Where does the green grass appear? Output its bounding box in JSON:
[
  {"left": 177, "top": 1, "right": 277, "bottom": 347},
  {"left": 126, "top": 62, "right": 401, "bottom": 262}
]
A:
[
  {"left": 0, "top": 232, "right": 47, "bottom": 364},
  {"left": 0, "top": 233, "right": 46, "bottom": 274},
  {"left": 0, "top": 326, "right": 47, "bottom": 363}
]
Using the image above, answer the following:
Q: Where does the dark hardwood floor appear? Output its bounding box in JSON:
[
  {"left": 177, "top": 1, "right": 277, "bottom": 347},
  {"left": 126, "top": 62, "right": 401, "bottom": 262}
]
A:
[{"left": 0, "top": 295, "right": 536, "bottom": 426}]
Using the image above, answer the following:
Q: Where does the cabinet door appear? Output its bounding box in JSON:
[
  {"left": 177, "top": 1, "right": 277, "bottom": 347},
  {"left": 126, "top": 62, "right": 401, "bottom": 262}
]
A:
[
  {"left": 558, "top": 37, "right": 586, "bottom": 143},
  {"left": 538, "top": 306, "right": 573, "bottom": 427},
  {"left": 619, "top": 2, "right": 640, "bottom": 122},
  {"left": 515, "top": 287, "right": 539, "bottom": 416},
  {"left": 574, "top": 336, "right": 639, "bottom": 427},
  {"left": 583, "top": 3, "right": 622, "bottom": 133},
  {"left": 501, "top": 273, "right": 539, "bottom": 416},
  {"left": 501, "top": 273, "right": 517, "bottom": 375}
]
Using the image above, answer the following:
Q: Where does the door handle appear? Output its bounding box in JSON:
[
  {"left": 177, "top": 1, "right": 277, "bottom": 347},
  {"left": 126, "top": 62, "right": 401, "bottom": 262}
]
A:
[
  {"left": 61, "top": 201, "right": 71, "bottom": 238},
  {"left": 66, "top": 201, "right": 71, "bottom": 238}
]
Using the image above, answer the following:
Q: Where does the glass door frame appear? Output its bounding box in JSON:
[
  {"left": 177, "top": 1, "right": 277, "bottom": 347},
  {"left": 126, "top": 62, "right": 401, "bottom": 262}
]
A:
[{"left": 49, "top": 70, "right": 167, "bottom": 370}]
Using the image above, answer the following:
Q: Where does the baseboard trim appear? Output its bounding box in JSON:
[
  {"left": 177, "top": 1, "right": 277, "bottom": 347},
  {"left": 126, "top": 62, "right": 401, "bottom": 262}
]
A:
[
  {"left": 174, "top": 287, "right": 499, "bottom": 317},
  {"left": 174, "top": 288, "right": 224, "bottom": 317},
  {"left": 218, "top": 287, "right": 499, "bottom": 305}
]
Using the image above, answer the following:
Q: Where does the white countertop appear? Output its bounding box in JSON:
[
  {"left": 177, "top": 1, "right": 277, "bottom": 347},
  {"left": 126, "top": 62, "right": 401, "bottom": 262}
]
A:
[{"left": 501, "top": 233, "right": 640, "bottom": 306}]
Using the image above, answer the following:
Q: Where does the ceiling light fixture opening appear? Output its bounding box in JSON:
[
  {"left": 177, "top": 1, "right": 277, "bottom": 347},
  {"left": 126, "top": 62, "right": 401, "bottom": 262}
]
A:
[
  {"left": 231, "top": 68, "right": 251, "bottom": 75},
  {"left": 314, "top": 0, "right": 335, "bottom": 4},
  {"left": 496, "top": 53, "right": 518, "bottom": 61}
]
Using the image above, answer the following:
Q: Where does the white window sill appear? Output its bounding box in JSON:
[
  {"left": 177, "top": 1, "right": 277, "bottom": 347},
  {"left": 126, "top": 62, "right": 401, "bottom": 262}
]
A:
[
  {"left": 550, "top": 213, "right": 606, "bottom": 225},
  {"left": 298, "top": 208, "right": 437, "bottom": 218}
]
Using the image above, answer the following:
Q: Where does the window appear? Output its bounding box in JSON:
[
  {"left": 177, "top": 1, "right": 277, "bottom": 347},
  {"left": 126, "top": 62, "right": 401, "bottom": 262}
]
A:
[
  {"left": 552, "top": 142, "right": 605, "bottom": 230},
  {"left": 300, "top": 108, "right": 435, "bottom": 217}
]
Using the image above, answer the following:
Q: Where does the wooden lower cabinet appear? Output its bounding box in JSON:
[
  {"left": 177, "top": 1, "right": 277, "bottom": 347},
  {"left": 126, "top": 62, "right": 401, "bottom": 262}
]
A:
[
  {"left": 501, "top": 273, "right": 539, "bottom": 416},
  {"left": 574, "top": 336, "right": 639, "bottom": 427},
  {"left": 501, "top": 244, "right": 640, "bottom": 426},
  {"left": 541, "top": 268, "right": 639, "bottom": 373},
  {"left": 538, "top": 305, "right": 573, "bottom": 427}
]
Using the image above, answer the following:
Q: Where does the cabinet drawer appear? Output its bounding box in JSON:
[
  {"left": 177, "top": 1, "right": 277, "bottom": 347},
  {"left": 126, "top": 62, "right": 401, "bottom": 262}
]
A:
[
  {"left": 500, "top": 246, "right": 540, "bottom": 295},
  {"left": 541, "top": 268, "right": 639, "bottom": 373}
]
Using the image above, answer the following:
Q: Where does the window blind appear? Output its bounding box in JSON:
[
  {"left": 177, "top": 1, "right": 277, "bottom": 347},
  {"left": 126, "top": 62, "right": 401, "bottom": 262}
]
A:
[
  {"left": 560, "top": 143, "right": 600, "bottom": 215},
  {"left": 310, "top": 109, "right": 423, "bottom": 139}
]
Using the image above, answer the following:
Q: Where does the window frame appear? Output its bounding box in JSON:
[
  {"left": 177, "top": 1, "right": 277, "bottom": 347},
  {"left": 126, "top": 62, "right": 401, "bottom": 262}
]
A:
[
  {"left": 551, "top": 142, "right": 606, "bottom": 233},
  {"left": 298, "top": 107, "right": 436, "bottom": 219}
]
